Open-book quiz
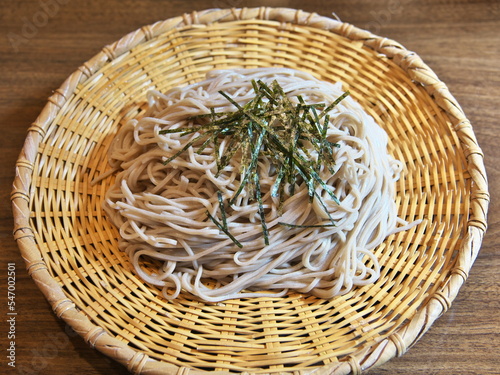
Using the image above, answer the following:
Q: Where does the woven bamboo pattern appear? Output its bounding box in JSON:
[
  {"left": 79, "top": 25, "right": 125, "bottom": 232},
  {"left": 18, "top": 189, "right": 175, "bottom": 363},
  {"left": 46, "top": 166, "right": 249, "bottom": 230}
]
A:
[{"left": 12, "top": 7, "right": 489, "bottom": 375}]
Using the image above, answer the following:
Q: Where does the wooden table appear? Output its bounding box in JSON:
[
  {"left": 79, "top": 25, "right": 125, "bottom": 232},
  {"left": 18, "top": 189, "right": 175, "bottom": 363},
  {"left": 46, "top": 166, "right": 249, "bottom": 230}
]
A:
[{"left": 1, "top": 1, "right": 498, "bottom": 374}]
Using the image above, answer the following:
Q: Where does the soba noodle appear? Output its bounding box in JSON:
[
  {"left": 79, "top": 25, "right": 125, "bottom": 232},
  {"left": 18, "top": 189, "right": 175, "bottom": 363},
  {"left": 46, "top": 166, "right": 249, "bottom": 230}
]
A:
[{"left": 103, "top": 68, "right": 407, "bottom": 302}]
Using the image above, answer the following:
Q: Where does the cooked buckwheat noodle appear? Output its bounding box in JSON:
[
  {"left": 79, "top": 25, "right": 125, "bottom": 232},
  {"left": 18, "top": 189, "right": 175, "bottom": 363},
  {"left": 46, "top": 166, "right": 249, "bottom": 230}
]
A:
[{"left": 103, "top": 68, "right": 414, "bottom": 302}]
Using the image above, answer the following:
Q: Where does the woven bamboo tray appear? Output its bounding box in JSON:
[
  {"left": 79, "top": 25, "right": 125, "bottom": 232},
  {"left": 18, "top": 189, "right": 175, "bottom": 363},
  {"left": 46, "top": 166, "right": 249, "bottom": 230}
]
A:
[{"left": 12, "top": 7, "right": 489, "bottom": 375}]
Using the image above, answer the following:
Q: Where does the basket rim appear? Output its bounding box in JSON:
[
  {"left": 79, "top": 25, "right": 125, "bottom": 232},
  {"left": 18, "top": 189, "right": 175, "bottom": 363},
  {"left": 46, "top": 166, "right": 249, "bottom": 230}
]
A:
[{"left": 11, "top": 7, "right": 489, "bottom": 375}]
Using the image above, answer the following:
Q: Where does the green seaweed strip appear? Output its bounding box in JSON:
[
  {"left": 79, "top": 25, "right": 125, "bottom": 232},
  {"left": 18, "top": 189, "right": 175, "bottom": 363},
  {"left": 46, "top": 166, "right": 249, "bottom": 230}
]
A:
[
  {"left": 206, "top": 210, "right": 243, "bottom": 248},
  {"left": 254, "top": 173, "right": 270, "bottom": 246},
  {"left": 217, "top": 191, "right": 228, "bottom": 228}
]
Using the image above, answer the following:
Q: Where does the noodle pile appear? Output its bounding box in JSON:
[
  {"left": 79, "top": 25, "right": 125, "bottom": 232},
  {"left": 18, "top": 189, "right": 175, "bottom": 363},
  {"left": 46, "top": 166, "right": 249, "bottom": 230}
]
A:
[{"left": 103, "top": 68, "right": 405, "bottom": 302}]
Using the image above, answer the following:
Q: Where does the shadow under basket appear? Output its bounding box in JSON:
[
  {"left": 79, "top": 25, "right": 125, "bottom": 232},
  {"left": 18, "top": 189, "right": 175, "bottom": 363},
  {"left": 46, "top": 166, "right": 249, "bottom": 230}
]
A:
[{"left": 11, "top": 7, "right": 489, "bottom": 375}]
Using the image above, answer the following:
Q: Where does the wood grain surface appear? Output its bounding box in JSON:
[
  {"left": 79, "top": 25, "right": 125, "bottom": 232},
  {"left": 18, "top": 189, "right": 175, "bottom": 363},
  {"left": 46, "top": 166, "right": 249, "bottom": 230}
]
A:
[{"left": 1, "top": 1, "right": 498, "bottom": 374}]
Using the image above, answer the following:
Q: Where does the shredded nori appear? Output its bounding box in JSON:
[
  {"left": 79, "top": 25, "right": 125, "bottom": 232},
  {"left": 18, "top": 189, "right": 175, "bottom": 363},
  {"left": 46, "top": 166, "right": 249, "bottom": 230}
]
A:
[{"left": 159, "top": 80, "right": 349, "bottom": 246}]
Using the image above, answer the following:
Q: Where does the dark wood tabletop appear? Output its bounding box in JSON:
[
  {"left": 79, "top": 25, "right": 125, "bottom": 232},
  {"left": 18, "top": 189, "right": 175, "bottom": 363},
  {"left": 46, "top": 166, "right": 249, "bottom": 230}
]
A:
[{"left": 1, "top": 1, "right": 499, "bottom": 374}]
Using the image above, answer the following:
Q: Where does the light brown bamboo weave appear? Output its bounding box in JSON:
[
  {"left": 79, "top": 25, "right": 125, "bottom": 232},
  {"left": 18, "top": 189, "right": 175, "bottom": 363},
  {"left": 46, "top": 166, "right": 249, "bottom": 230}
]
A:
[{"left": 12, "top": 7, "right": 489, "bottom": 375}]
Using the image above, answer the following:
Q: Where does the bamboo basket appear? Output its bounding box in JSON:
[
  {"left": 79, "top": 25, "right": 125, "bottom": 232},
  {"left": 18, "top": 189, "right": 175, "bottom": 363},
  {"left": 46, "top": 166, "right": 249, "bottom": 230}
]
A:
[{"left": 12, "top": 7, "right": 489, "bottom": 375}]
